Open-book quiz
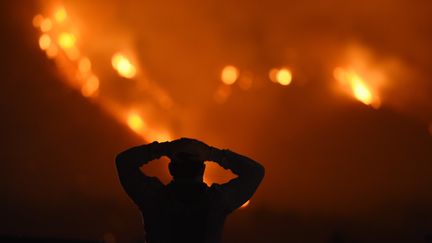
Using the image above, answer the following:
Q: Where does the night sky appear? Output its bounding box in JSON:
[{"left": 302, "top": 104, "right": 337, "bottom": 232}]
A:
[{"left": 1, "top": 1, "right": 432, "bottom": 242}]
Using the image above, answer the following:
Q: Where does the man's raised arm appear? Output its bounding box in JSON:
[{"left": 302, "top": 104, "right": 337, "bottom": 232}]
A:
[
  {"left": 208, "top": 147, "right": 265, "bottom": 212},
  {"left": 115, "top": 141, "right": 170, "bottom": 206}
]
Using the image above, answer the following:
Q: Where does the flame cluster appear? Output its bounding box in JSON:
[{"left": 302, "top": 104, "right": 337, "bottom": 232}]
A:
[
  {"left": 32, "top": 5, "right": 176, "bottom": 142},
  {"left": 112, "top": 53, "right": 137, "bottom": 79},
  {"left": 333, "top": 67, "right": 380, "bottom": 108},
  {"left": 269, "top": 68, "right": 293, "bottom": 86},
  {"left": 33, "top": 8, "right": 100, "bottom": 98},
  {"left": 32, "top": 5, "right": 252, "bottom": 208},
  {"left": 215, "top": 65, "right": 294, "bottom": 104},
  {"left": 219, "top": 62, "right": 381, "bottom": 109}
]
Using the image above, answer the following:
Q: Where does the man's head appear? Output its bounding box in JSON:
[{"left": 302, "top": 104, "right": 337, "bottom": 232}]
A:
[{"left": 168, "top": 152, "right": 205, "bottom": 182}]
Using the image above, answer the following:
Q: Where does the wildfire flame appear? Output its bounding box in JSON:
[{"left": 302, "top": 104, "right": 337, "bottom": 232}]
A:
[
  {"left": 40, "top": 18, "right": 53, "bottom": 32},
  {"left": 81, "top": 75, "right": 99, "bottom": 97},
  {"left": 111, "top": 53, "right": 137, "bottom": 79},
  {"left": 38, "top": 34, "right": 51, "bottom": 50},
  {"left": 127, "top": 112, "right": 146, "bottom": 133},
  {"left": 269, "top": 68, "right": 293, "bottom": 86},
  {"left": 221, "top": 65, "right": 239, "bottom": 85},
  {"left": 54, "top": 7, "right": 67, "bottom": 23},
  {"left": 32, "top": 5, "right": 171, "bottom": 144},
  {"left": 58, "top": 32, "right": 76, "bottom": 49},
  {"left": 333, "top": 67, "right": 380, "bottom": 108}
]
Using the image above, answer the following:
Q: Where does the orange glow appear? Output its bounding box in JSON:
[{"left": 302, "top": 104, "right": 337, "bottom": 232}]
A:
[
  {"left": 214, "top": 84, "right": 232, "bottom": 104},
  {"left": 240, "top": 200, "right": 250, "bottom": 208},
  {"left": 38, "top": 34, "right": 51, "bottom": 50},
  {"left": 239, "top": 76, "right": 253, "bottom": 90},
  {"left": 111, "top": 53, "right": 137, "bottom": 79},
  {"left": 127, "top": 112, "right": 145, "bottom": 133},
  {"left": 54, "top": 7, "right": 67, "bottom": 23},
  {"left": 58, "top": 32, "right": 76, "bottom": 49},
  {"left": 269, "top": 68, "right": 292, "bottom": 86},
  {"left": 65, "top": 47, "right": 80, "bottom": 60},
  {"left": 146, "top": 130, "right": 173, "bottom": 143},
  {"left": 81, "top": 75, "right": 99, "bottom": 97},
  {"left": 221, "top": 65, "right": 239, "bottom": 85},
  {"left": 352, "top": 80, "right": 373, "bottom": 105},
  {"left": 269, "top": 68, "right": 279, "bottom": 82},
  {"left": 32, "top": 6, "right": 175, "bottom": 160},
  {"left": 334, "top": 67, "right": 378, "bottom": 107},
  {"left": 276, "top": 68, "right": 292, "bottom": 86},
  {"left": 46, "top": 45, "right": 59, "bottom": 58},
  {"left": 78, "top": 57, "right": 92, "bottom": 74},
  {"left": 32, "top": 14, "right": 44, "bottom": 27},
  {"left": 40, "top": 18, "right": 53, "bottom": 32}
]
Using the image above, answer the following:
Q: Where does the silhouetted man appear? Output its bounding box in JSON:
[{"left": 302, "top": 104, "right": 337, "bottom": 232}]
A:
[{"left": 116, "top": 137, "right": 265, "bottom": 243}]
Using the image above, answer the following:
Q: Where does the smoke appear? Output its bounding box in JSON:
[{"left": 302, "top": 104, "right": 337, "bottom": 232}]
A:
[
  {"left": 3, "top": 0, "right": 432, "bottom": 241},
  {"left": 29, "top": 0, "right": 432, "bottom": 211},
  {"left": 55, "top": 0, "right": 432, "bottom": 117}
]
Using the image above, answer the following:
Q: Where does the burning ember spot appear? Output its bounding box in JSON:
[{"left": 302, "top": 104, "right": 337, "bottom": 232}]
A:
[
  {"left": 81, "top": 75, "right": 99, "bottom": 97},
  {"left": 276, "top": 68, "right": 292, "bottom": 86},
  {"left": 111, "top": 53, "right": 137, "bottom": 79},
  {"left": 269, "top": 68, "right": 292, "bottom": 86},
  {"left": 54, "top": 7, "right": 67, "bottom": 23},
  {"left": 38, "top": 34, "right": 51, "bottom": 50},
  {"left": 46, "top": 45, "right": 59, "bottom": 59},
  {"left": 333, "top": 67, "right": 380, "bottom": 108},
  {"left": 221, "top": 65, "right": 239, "bottom": 85},
  {"left": 40, "top": 18, "right": 53, "bottom": 32},
  {"left": 127, "top": 112, "right": 146, "bottom": 134},
  {"left": 58, "top": 32, "right": 76, "bottom": 50},
  {"left": 78, "top": 57, "right": 91, "bottom": 74}
]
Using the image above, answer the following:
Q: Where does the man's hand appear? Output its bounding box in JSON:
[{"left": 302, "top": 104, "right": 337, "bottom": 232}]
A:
[{"left": 168, "top": 137, "right": 212, "bottom": 161}]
